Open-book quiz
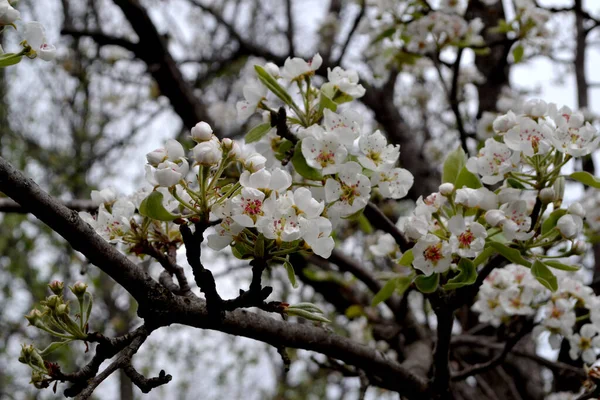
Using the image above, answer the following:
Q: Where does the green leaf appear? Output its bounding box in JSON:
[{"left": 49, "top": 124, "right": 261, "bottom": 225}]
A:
[
  {"left": 291, "top": 140, "right": 323, "bottom": 181},
  {"left": 473, "top": 246, "right": 495, "bottom": 267},
  {"left": 245, "top": 122, "right": 272, "bottom": 144},
  {"left": 283, "top": 259, "right": 298, "bottom": 289},
  {"left": 254, "top": 65, "right": 294, "bottom": 105},
  {"left": 139, "top": 191, "right": 181, "bottom": 221},
  {"left": 0, "top": 53, "right": 22, "bottom": 67},
  {"left": 506, "top": 178, "right": 526, "bottom": 189},
  {"left": 345, "top": 305, "right": 365, "bottom": 318},
  {"left": 254, "top": 234, "right": 265, "bottom": 258},
  {"left": 397, "top": 249, "right": 414, "bottom": 267},
  {"left": 286, "top": 308, "right": 331, "bottom": 323},
  {"left": 289, "top": 302, "right": 324, "bottom": 313},
  {"left": 442, "top": 146, "right": 467, "bottom": 184},
  {"left": 544, "top": 260, "right": 581, "bottom": 272},
  {"left": 444, "top": 258, "right": 477, "bottom": 290},
  {"left": 232, "top": 241, "right": 254, "bottom": 260},
  {"left": 357, "top": 213, "right": 373, "bottom": 234},
  {"left": 531, "top": 260, "right": 558, "bottom": 291},
  {"left": 395, "top": 275, "right": 414, "bottom": 296},
  {"left": 372, "top": 278, "right": 398, "bottom": 306},
  {"left": 570, "top": 171, "right": 600, "bottom": 189},
  {"left": 454, "top": 166, "right": 482, "bottom": 189},
  {"left": 415, "top": 273, "right": 439, "bottom": 294},
  {"left": 542, "top": 209, "right": 567, "bottom": 235},
  {"left": 39, "top": 341, "right": 70, "bottom": 357},
  {"left": 489, "top": 242, "right": 531, "bottom": 267},
  {"left": 319, "top": 91, "right": 338, "bottom": 113},
  {"left": 512, "top": 44, "right": 524, "bottom": 63}
]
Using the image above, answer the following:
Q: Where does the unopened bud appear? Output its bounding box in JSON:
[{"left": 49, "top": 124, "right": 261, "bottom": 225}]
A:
[
  {"left": 572, "top": 240, "right": 588, "bottom": 255},
  {"left": 485, "top": 210, "right": 505, "bottom": 227},
  {"left": 48, "top": 280, "right": 64, "bottom": 295},
  {"left": 222, "top": 138, "right": 241, "bottom": 158},
  {"left": 439, "top": 183, "right": 455, "bottom": 196},
  {"left": 44, "top": 295, "right": 61, "bottom": 310},
  {"left": 553, "top": 177, "right": 565, "bottom": 206},
  {"left": 70, "top": 282, "right": 88, "bottom": 298},
  {"left": 568, "top": 202, "right": 585, "bottom": 218},
  {"left": 264, "top": 62, "right": 280, "bottom": 78},
  {"left": 539, "top": 187, "right": 556, "bottom": 204},
  {"left": 193, "top": 140, "right": 222, "bottom": 166},
  {"left": 25, "top": 309, "right": 45, "bottom": 328},
  {"left": 146, "top": 148, "right": 167, "bottom": 167},
  {"left": 56, "top": 304, "right": 68, "bottom": 316},
  {"left": 191, "top": 121, "right": 213, "bottom": 142}
]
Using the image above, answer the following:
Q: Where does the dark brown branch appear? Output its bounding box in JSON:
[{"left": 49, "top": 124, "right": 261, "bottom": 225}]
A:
[
  {"left": 142, "top": 243, "right": 193, "bottom": 296},
  {"left": 60, "top": 27, "right": 140, "bottom": 54},
  {"left": 285, "top": 0, "right": 295, "bottom": 57},
  {"left": 334, "top": 0, "right": 366, "bottom": 65},
  {"left": 364, "top": 202, "right": 409, "bottom": 251},
  {"left": 0, "top": 198, "right": 98, "bottom": 213}
]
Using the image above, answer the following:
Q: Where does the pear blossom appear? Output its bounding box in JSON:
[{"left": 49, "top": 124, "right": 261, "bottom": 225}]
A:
[
  {"left": 264, "top": 62, "right": 280, "bottom": 78},
  {"left": 147, "top": 139, "right": 185, "bottom": 166},
  {"left": 476, "top": 112, "right": 497, "bottom": 140},
  {"left": 415, "top": 192, "right": 446, "bottom": 217},
  {"left": 466, "top": 138, "right": 519, "bottom": 184},
  {"left": 499, "top": 286, "right": 535, "bottom": 315},
  {"left": 357, "top": 130, "right": 399, "bottom": 171},
  {"left": 447, "top": 215, "right": 487, "bottom": 258},
  {"left": 398, "top": 214, "right": 431, "bottom": 241},
  {"left": 79, "top": 199, "right": 135, "bottom": 243},
  {"left": 239, "top": 147, "right": 267, "bottom": 172},
  {"left": 207, "top": 202, "right": 245, "bottom": 250},
  {"left": 257, "top": 205, "right": 302, "bottom": 242},
  {"left": 230, "top": 189, "right": 270, "bottom": 227},
  {"left": 550, "top": 122, "right": 599, "bottom": 156},
  {"left": 504, "top": 117, "right": 552, "bottom": 156},
  {"left": 91, "top": 188, "right": 116, "bottom": 206},
  {"left": 23, "top": 22, "right": 56, "bottom": 61},
  {"left": 371, "top": 168, "right": 413, "bottom": 199},
  {"left": 569, "top": 324, "right": 598, "bottom": 364},
  {"left": 455, "top": 187, "right": 498, "bottom": 210},
  {"left": 522, "top": 99, "right": 548, "bottom": 117},
  {"left": 537, "top": 298, "right": 576, "bottom": 347},
  {"left": 0, "top": 0, "right": 20, "bottom": 26},
  {"left": 557, "top": 214, "right": 583, "bottom": 239},
  {"left": 236, "top": 80, "right": 267, "bottom": 122},
  {"left": 301, "top": 126, "right": 348, "bottom": 175},
  {"left": 239, "top": 168, "right": 292, "bottom": 194},
  {"left": 324, "top": 162, "right": 371, "bottom": 217},
  {"left": 501, "top": 200, "right": 534, "bottom": 241},
  {"left": 412, "top": 234, "right": 452, "bottom": 276},
  {"left": 327, "top": 67, "right": 366, "bottom": 98},
  {"left": 323, "top": 109, "right": 361, "bottom": 147},
  {"left": 439, "top": 183, "right": 455, "bottom": 196},
  {"left": 152, "top": 160, "right": 189, "bottom": 187},
  {"left": 281, "top": 53, "right": 322, "bottom": 81},
  {"left": 492, "top": 110, "right": 518, "bottom": 134},
  {"left": 302, "top": 216, "right": 335, "bottom": 258}
]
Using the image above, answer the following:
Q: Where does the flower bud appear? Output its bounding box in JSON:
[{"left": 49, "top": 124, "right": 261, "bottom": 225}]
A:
[
  {"left": 0, "top": 2, "right": 20, "bottom": 26},
  {"left": 244, "top": 153, "right": 267, "bottom": 172},
  {"left": 146, "top": 148, "right": 167, "bottom": 166},
  {"left": 523, "top": 99, "right": 548, "bottom": 117},
  {"left": 48, "top": 280, "right": 64, "bottom": 295},
  {"left": 557, "top": 214, "right": 582, "bottom": 239},
  {"left": 193, "top": 140, "right": 222, "bottom": 166},
  {"left": 44, "top": 295, "right": 61, "bottom": 310},
  {"left": 70, "top": 281, "right": 88, "bottom": 297},
  {"left": 485, "top": 210, "right": 505, "bottom": 227},
  {"left": 568, "top": 202, "right": 585, "bottom": 218},
  {"left": 222, "top": 138, "right": 241, "bottom": 159},
  {"left": 553, "top": 177, "right": 565, "bottom": 206},
  {"left": 165, "top": 139, "right": 185, "bottom": 161},
  {"left": 25, "top": 309, "right": 45, "bottom": 328},
  {"left": 572, "top": 240, "right": 588, "bottom": 255},
  {"left": 539, "top": 187, "right": 556, "bottom": 204},
  {"left": 493, "top": 110, "right": 517, "bottom": 133},
  {"left": 154, "top": 161, "right": 185, "bottom": 187},
  {"left": 56, "top": 304, "right": 68, "bottom": 316},
  {"left": 439, "top": 183, "right": 455, "bottom": 196},
  {"left": 265, "top": 62, "right": 280, "bottom": 78},
  {"left": 191, "top": 121, "right": 214, "bottom": 142}
]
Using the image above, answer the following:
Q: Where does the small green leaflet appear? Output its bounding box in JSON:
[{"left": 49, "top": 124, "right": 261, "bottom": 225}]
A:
[
  {"left": 415, "top": 273, "right": 439, "bottom": 293},
  {"left": 512, "top": 44, "right": 524, "bottom": 63},
  {"left": 442, "top": 146, "right": 467, "bottom": 184},
  {"left": 254, "top": 65, "right": 294, "bottom": 106},
  {"left": 139, "top": 191, "right": 181, "bottom": 221},
  {"left": 531, "top": 260, "right": 558, "bottom": 291},
  {"left": 444, "top": 258, "right": 477, "bottom": 290},
  {"left": 371, "top": 278, "right": 397, "bottom": 306},
  {"left": 454, "top": 166, "right": 482, "bottom": 189},
  {"left": 541, "top": 209, "right": 567, "bottom": 235},
  {"left": 245, "top": 122, "right": 271, "bottom": 143},
  {"left": 570, "top": 171, "right": 600, "bottom": 189},
  {"left": 397, "top": 249, "right": 414, "bottom": 266},
  {"left": 489, "top": 242, "right": 531, "bottom": 267},
  {"left": 0, "top": 53, "right": 22, "bottom": 67},
  {"left": 319, "top": 91, "right": 338, "bottom": 113},
  {"left": 544, "top": 260, "right": 580, "bottom": 272},
  {"left": 283, "top": 259, "right": 298, "bottom": 288}
]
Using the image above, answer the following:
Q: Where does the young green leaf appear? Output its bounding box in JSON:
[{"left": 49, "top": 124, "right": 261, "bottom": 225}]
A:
[
  {"left": 531, "top": 260, "right": 558, "bottom": 291},
  {"left": 254, "top": 65, "right": 294, "bottom": 105},
  {"left": 415, "top": 273, "right": 439, "bottom": 294},
  {"left": 489, "top": 242, "right": 531, "bottom": 267},
  {"left": 512, "top": 44, "right": 524, "bottom": 63},
  {"left": 0, "top": 53, "right": 22, "bottom": 67},
  {"left": 245, "top": 122, "right": 272, "bottom": 144},
  {"left": 442, "top": 146, "right": 467, "bottom": 184},
  {"left": 395, "top": 275, "right": 414, "bottom": 296},
  {"left": 397, "top": 249, "right": 414, "bottom": 267},
  {"left": 371, "top": 278, "right": 398, "bottom": 306},
  {"left": 541, "top": 209, "right": 567, "bottom": 235},
  {"left": 319, "top": 91, "right": 338, "bottom": 113},
  {"left": 444, "top": 258, "right": 477, "bottom": 290},
  {"left": 570, "top": 171, "right": 600, "bottom": 189},
  {"left": 544, "top": 260, "right": 581, "bottom": 272},
  {"left": 454, "top": 166, "right": 482, "bottom": 189},
  {"left": 286, "top": 308, "right": 331, "bottom": 323},
  {"left": 139, "top": 191, "right": 181, "bottom": 221},
  {"left": 283, "top": 259, "right": 298, "bottom": 289}
]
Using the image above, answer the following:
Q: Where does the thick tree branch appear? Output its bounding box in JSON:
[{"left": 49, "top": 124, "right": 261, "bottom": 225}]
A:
[{"left": 0, "top": 198, "right": 98, "bottom": 213}]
